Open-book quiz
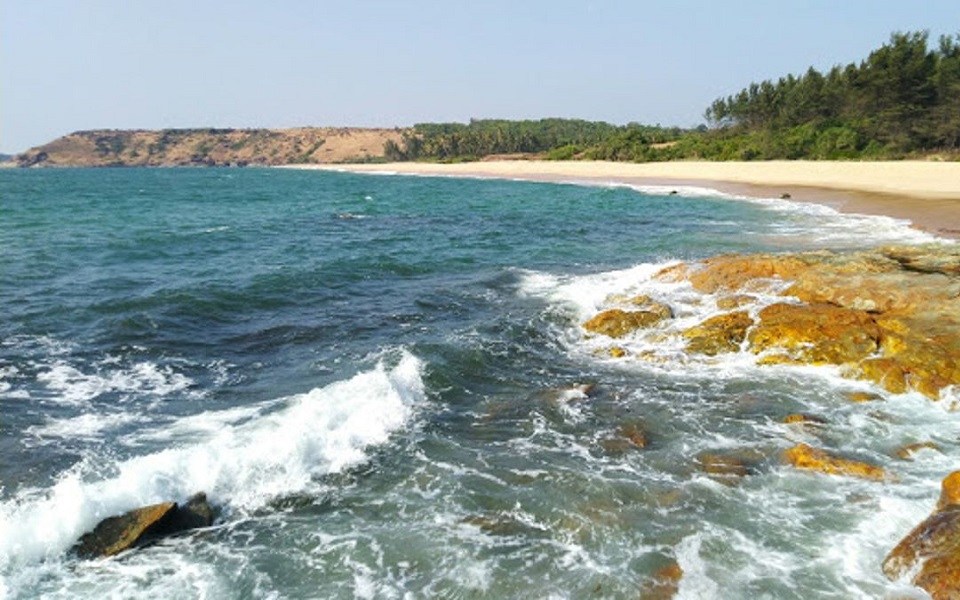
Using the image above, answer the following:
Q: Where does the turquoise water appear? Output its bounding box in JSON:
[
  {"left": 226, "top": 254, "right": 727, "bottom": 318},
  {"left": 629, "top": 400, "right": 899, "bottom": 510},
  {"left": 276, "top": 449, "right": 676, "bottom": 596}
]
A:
[{"left": 0, "top": 168, "right": 954, "bottom": 598}]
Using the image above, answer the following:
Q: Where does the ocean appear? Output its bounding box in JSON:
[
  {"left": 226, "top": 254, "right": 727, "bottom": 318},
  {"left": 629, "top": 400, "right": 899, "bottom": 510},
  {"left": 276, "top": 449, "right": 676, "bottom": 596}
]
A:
[{"left": 0, "top": 167, "right": 953, "bottom": 598}]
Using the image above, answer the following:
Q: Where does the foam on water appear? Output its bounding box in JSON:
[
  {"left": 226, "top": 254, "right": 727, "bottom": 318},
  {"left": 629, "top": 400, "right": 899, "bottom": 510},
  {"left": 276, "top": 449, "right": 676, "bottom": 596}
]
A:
[
  {"left": 0, "top": 351, "right": 425, "bottom": 588},
  {"left": 36, "top": 361, "right": 194, "bottom": 405},
  {"left": 594, "top": 182, "right": 947, "bottom": 247}
]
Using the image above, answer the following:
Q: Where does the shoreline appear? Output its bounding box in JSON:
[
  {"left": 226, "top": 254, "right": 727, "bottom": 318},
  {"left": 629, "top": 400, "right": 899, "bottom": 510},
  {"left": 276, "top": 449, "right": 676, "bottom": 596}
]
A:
[{"left": 283, "top": 160, "right": 960, "bottom": 240}]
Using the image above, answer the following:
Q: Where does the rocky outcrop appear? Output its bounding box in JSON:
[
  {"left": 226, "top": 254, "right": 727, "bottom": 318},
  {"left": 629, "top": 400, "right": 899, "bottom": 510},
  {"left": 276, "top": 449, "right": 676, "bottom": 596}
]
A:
[
  {"left": 644, "top": 245, "right": 960, "bottom": 401},
  {"left": 783, "top": 444, "right": 886, "bottom": 481},
  {"left": 73, "top": 493, "right": 215, "bottom": 558},
  {"left": 16, "top": 127, "right": 407, "bottom": 167},
  {"left": 883, "top": 472, "right": 960, "bottom": 599}
]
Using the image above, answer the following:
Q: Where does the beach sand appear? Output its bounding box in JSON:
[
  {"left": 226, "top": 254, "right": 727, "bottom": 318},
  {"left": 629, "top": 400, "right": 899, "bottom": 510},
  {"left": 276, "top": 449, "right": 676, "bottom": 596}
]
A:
[{"left": 287, "top": 160, "right": 960, "bottom": 239}]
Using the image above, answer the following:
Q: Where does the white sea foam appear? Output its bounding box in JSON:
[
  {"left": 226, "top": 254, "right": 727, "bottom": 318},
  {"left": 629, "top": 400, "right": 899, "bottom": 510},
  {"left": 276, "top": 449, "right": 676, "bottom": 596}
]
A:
[
  {"left": 0, "top": 351, "right": 425, "bottom": 578},
  {"left": 36, "top": 361, "right": 194, "bottom": 405}
]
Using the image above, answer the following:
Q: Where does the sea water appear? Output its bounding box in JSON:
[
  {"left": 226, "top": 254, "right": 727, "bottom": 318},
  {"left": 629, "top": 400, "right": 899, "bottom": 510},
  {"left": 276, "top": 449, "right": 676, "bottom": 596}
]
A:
[{"left": 0, "top": 167, "right": 951, "bottom": 598}]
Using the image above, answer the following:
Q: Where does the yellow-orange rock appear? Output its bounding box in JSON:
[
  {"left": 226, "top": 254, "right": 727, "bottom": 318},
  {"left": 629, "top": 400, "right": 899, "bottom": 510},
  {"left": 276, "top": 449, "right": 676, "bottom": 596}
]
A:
[
  {"left": 883, "top": 471, "right": 960, "bottom": 599},
  {"left": 844, "top": 391, "right": 884, "bottom": 403},
  {"left": 783, "top": 443, "right": 886, "bottom": 481},
  {"left": 716, "top": 294, "right": 756, "bottom": 310},
  {"left": 748, "top": 303, "right": 880, "bottom": 365},
  {"left": 683, "top": 311, "right": 753, "bottom": 356},
  {"left": 584, "top": 308, "right": 668, "bottom": 338},
  {"left": 940, "top": 472, "right": 960, "bottom": 510},
  {"left": 608, "top": 346, "right": 627, "bottom": 358},
  {"left": 783, "top": 413, "right": 827, "bottom": 425},
  {"left": 687, "top": 254, "right": 812, "bottom": 293}
]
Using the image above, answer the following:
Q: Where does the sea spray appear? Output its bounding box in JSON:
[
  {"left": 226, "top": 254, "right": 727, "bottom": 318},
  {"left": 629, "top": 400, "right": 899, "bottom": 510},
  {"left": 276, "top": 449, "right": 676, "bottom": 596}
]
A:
[{"left": 0, "top": 351, "right": 425, "bottom": 574}]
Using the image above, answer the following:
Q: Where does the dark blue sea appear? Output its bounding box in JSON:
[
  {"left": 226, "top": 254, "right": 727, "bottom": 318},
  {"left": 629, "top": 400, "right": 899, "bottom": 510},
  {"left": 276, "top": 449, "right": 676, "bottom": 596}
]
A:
[{"left": 0, "top": 167, "right": 954, "bottom": 598}]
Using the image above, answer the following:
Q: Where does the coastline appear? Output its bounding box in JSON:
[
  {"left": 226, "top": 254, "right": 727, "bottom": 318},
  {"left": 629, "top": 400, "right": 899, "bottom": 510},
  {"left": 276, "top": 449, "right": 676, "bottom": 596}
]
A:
[{"left": 284, "top": 160, "right": 960, "bottom": 239}]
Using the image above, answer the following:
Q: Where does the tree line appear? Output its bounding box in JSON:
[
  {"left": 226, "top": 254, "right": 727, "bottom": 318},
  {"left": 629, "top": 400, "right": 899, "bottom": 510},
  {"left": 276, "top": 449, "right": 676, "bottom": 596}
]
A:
[{"left": 385, "top": 31, "right": 960, "bottom": 162}]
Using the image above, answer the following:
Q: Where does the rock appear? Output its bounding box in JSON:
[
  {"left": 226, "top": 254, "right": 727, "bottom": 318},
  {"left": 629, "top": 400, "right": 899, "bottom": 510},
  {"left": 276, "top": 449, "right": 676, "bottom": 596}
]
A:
[
  {"left": 780, "top": 193, "right": 792, "bottom": 199},
  {"left": 74, "top": 493, "right": 215, "bottom": 558},
  {"left": 687, "top": 254, "right": 813, "bottom": 293},
  {"left": 608, "top": 346, "right": 627, "bottom": 358},
  {"left": 695, "top": 451, "right": 761, "bottom": 485},
  {"left": 748, "top": 303, "right": 880, "bottom": 365},
  {"left": 844, "top": 391, "right": 884, "bottom": 403},
  {"left": 660, "top": 246, "right": 960, "bottom": 400},
  {"left": 783, "top": 413, "right": 827, "bottom": 425},
  {"left": 600, "top": 421, "right": 647, "bottom": 455},
  {"left": 895, "top": 441, "right": 943, "bottom": 461},
  {"left": 639, "top": 560, "right": 683, "bottom": 599},
  {"left": 683, "top": 311, "right": 753, "bottom": 355},
  {"left": 716, "top": 294, "right": 756, "bottom": 310},
  {"left": 883, "top": 471, "right": 960, "bottom": 598},
  {"left": 74, "top": 502, "right": 177, "bottom": 559},
  {"left": 583, "top": 308, "right": 669, "bottom": 338},
  {"left": 783, "top": 444, "right": 886, "bottom": 481}
]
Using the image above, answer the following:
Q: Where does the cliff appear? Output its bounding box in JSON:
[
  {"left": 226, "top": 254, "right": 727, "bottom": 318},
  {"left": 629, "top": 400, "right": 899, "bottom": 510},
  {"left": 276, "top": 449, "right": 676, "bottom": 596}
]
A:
[{"left": 16, "top": 127, "right": 407, "bottom": 167}]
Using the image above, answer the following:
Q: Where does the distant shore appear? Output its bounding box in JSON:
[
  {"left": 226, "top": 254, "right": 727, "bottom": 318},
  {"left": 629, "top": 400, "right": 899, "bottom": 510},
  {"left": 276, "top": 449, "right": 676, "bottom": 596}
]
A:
[{"left": 285, "top": 160, "right": 960, "bottom": 239}]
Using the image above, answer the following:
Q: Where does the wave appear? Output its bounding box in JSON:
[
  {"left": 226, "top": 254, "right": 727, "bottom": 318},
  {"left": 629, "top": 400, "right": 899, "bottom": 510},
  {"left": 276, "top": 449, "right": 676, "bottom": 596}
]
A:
[{"left": 0, "top": 350, "right": 425, "bottom": 577}]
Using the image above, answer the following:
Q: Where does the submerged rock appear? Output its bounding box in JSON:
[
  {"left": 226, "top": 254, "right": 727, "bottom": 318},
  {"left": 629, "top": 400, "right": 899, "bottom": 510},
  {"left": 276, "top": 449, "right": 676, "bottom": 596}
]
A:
[
  {"left": 639, "top": 560, "right": 683, "bottom": 599},
  {"left": 600, "top": 421, "right": 648, "bottom": 455},
  {"left": 783, "top": 444, "right": 886, "bottom": 481},
  {"left": 74, "top": 493, "right": 215, "bottom": 559},
  {"left": 895, "top": 441, "right": 943, "bottom": 461},
  {"left": 883, "top": 471, "right": 960, "bottom": 599}
]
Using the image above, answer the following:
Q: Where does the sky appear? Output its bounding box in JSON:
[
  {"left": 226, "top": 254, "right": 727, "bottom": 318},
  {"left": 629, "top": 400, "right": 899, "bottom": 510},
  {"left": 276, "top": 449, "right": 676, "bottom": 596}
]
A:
[{"left": 2, "top": 1, "right": 960, "bottom": 153}]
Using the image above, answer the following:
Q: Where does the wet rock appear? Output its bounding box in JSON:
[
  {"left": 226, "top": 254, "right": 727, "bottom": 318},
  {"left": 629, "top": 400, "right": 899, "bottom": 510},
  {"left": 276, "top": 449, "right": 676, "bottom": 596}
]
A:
[
  {"left": 687, "top": 254, "right": 813, "bottom": 293},
  {"left": 608, "top": 346, "right": 627, "bottom": 358},
  {"left": 600, "top": 421, "right": 647, "bottom": 455},
  {"left": 639, "top": 560, "right": 683, "bottom": 599},
  {"left": 782, "top": 413, "right": 827, "bottom": 426},
  {"left": 695, "top": 451, "right": 761, "bottom": 485},
  {"left": 583, "top": 308, "right": 668, "bottom": 338},
  {"left": 74, "top": 493, "right": 215, "bottom": 558},
  {"left": 749, "top": 303, "right": 880, "bottom": 365},
  {"left": 844, "top": 391, "right": 884, "bottom": 403},
  {"left": 683, "top": 311, "right": 753, "bottom": 356},
  {"left": 716, "top": 294, "right": 756, "bottom": 310},
  {"left": 883, "top": 471, "right": 960, "bottom": 599},
  {"left": 895, "top": 441, "right": 943, "bottom": 461},
  {"left": 783, "top": 443, "right": 886, "bottom": 481}
]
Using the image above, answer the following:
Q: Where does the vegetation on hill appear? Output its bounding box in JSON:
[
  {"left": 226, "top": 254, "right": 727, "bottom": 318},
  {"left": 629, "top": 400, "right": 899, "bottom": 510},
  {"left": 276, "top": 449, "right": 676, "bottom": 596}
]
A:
[
  {"left": 386, "top": 31, "right": 960, "bottom": 163},
  {"left": 14, "top": 31, "right": 959, "bottom": 167}
]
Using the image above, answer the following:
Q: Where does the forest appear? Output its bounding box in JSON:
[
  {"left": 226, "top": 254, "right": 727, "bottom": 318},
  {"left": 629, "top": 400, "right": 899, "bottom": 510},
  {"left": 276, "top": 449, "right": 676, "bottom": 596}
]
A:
[{"left": 387, "top": 31, "right": 960, "bottom": 162}]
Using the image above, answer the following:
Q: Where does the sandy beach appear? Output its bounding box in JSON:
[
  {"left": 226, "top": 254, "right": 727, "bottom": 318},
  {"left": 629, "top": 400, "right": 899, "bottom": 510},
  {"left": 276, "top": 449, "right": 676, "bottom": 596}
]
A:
[{"left": 289, "top": 160, "right": 960, "bottom": 239}]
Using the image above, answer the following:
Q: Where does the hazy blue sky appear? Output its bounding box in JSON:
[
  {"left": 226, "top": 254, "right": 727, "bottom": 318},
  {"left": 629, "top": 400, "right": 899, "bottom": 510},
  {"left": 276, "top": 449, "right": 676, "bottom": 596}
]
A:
[{"left": 3, "top": 0, "right": 959, "bottom": 153}]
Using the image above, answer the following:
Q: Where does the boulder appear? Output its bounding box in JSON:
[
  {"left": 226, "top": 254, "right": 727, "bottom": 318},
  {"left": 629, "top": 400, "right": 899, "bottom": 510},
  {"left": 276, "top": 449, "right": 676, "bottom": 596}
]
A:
[
  {"left": 783, "top": 444, "right": 886, "bottom": 481},
  {"left": 883, "top": 471, "right": 960, "bottom": 599},
  {"left": 584, "top": 308, "right": 668, "bottom": 338},
  {"left": 683, "top": 311, "right": 753, "bottom": 355},
  {"left": 74, "top": 493, "right": 215, "bottom": 558}
]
